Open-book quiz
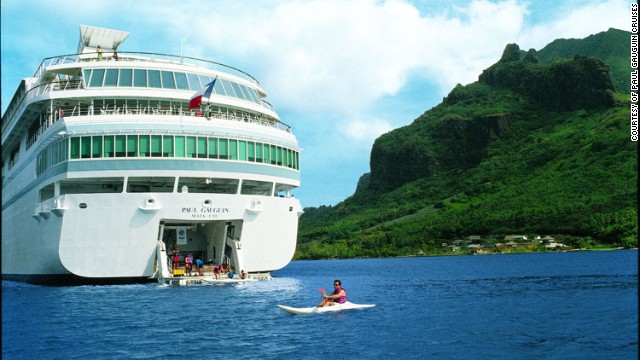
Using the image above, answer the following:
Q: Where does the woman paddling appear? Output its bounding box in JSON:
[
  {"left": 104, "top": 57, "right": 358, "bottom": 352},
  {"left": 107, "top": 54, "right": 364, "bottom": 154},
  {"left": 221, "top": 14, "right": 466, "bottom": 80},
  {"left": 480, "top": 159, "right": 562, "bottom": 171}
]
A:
[{"left": 317, "top": 279, "right": 347, "bottom": 307}]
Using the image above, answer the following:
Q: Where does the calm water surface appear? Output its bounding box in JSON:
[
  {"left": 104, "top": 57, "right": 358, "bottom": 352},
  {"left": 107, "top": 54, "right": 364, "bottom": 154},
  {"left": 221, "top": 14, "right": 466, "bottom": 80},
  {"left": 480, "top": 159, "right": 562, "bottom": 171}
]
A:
[{"left": 2, "top": 250, "right": 637, "bottom": 359}]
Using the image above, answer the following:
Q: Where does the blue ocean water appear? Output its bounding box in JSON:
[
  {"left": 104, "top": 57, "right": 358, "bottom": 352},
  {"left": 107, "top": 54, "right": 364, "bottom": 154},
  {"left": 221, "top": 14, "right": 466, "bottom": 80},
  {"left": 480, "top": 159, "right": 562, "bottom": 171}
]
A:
[{"left": 2, "top": 250, "right": 637, "bottom": 359}]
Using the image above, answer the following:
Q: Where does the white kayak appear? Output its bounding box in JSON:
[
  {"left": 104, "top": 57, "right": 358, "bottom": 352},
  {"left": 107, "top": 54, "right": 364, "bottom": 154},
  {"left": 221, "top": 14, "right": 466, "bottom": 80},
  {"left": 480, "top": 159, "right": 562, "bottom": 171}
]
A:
[{"left": 277, "top": 301, "right": 376, "bottom": 315}]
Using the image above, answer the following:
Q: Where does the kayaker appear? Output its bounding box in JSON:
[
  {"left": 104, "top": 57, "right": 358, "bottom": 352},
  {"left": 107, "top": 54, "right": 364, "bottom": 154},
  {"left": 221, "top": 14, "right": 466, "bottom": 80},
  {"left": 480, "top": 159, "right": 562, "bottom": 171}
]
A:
[{"left": 317, "top": 279, "right": 347, "bottom": 307}]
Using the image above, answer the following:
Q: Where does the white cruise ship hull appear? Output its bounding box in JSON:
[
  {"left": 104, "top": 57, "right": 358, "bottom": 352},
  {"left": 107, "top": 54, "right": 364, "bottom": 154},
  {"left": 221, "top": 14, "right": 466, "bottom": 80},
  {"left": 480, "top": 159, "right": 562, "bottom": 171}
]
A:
[{"left": 2, "top": 25, "right": 303, "bottom": 285}]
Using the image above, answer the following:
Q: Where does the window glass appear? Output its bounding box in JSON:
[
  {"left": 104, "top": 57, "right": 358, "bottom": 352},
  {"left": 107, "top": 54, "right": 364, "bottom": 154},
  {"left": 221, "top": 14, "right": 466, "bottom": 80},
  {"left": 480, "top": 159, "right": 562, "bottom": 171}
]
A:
[
  {"left": 248, "top": 141, "right": 255, "bottom": 161},
  {"left": 92, "top": 137, "right": 102, "bottom": 158},
  {"left": 127, "top": 135, "right": 138, "bottom": 157},
  {"left": 213, "top": 79, "right": 226, "bottom": 95},
  {"left": 270, "top": 145, "right": 277, "bottom": 165},
  {"left": 238, "top": 141, "right": 247, "bottom": 161},
  {"left": 161, "top": 71, "right": 176, "bottom": 89},
  {"left": 115, "top": 135, "right": 126, "bottom": 157},
  {"left": 175, "top": 136, "right": 185, "bottom": 157},
  {"left": 133, "top": 69, "right": 147, "bottom": 87},
  {"left": 139, "top": 135, "right": 150, "bottom": 157},
  {"left": 187, "top": 73, "right": 201, "bottom": 90},
  {"left": 241, "top": 180, "right": 273, "bottom": 196},
  {"left": 246, "top": 87, "right": 260, "bottom": 104},
  {"left": 70, "top": 137, "right": 80, "bottom": 159},
  {"left": 104, "top": 69, "right": 119, "bottom": 86},
  {"left": 162, "top": 136, "right": 173, "bottom": 157},
  {"left": 83, "top": 69, "right": 92, "bottom": 87},
  {"left": 175, "top": 72, "right": 189, "bottom": 90},
  {"left": 89, "top": 69, "right": 105, "bottom": 87},
  {"left": 197, "top": 137, "right": 207, "bottom": 158},
  {"left": 186, "top": 136, "right": 196, "bottom": 158},
  {"left": 263, "top": 144, "right": 271, "bottom": 164},
  {"left": 229, "top": 139, "right": 237, "bottom": 160},
  {"left": 255, "top": 143, "right": 263, "bottom": 162},
  {"left": 119, "top": 69, "right": 133, "bottom": 86},
  {"left": 220, "top": 79, "right": 236, "bottom": 97},
  {"left": 231, "top": 82, "right": 247, "bottom": 100},
  {"left": 81, "top": 137, "right": 91, "bottom": 158},
  {"left": 178, "top": 177, "right": 239, "bottom": 194},
  {"left": 128, "top": 177, "right": 174, "bottom": 193},
  {"left": 104, "top": 136, "right": 115, "bottom": 157},
  {"left": 208, "top": 138, "right": 218, "bottom": 158},
  {"left": 148, "top": 70, "right": 161, "bottom": 88},
  {"left": 219, "top": 138, "right": 228, "bottom": 159},
  {"left": 151, "top": 135, "right": 162, "bottom": 157},
  {"left": 198, "top": 75, "right": 211, "bottom": 88}
]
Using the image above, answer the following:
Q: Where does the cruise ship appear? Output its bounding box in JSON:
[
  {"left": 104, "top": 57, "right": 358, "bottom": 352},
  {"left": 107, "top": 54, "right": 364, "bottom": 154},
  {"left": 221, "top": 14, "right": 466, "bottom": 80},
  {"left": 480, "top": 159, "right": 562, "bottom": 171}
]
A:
[{"left": 1, "top": 25, "right": 303, "bottom": 285}]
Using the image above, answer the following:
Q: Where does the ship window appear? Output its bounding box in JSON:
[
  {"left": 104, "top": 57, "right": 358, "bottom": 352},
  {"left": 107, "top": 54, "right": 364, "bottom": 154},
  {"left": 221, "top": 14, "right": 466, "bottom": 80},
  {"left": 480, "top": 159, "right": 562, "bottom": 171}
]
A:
[
  {"left": 220, "top": 79, "right": 236, "bottom": 97},
  {"left": 127, "top": 176, "right": 174, "bottom": 193},
  {"left": 134, "top": 69, "right": 147, "bottom": 87},
  {"left": 229, "top": 139, "right": 238, "bottom": 160},
  {"left": 82, "top": 69, "right": 91, "bottom": 87},
  {"left": 247, "top": 141, "right": 255, "bottom": 161},
  {"left": 241, "top": 180, "right": 273, "bottom": 196},
  {"left": 163, "top": 136, "right": 173, "bottom": 157},
  {"left": 187, "top": 73, "right": 201, "bottom": 90},
  {"left": 213, "top": 79, "right": 226, "bottom": 95},
  {"left": 70, "top": 137, "right": 80, "bottom": 159},
  {"left": 104, "top": 69, "right": 119, "bottom": 87},
  {"left": 127, "top": 135, "right": 138, "bottom": 157},
  {"left": 238, "top": 140, "right": 247, "bottom": 161},
  {"left": 231, "top": 82, "right": 247, "bottom": 101},
  {"left": 198, "top": 75, "right": 211, "bottom": 88},
  {"left": 255, "top": 143, "right": 263, "bottom": 162},
  {"left": 277, "top": 147, "right": 284, "bottom": 166},
  {"left": 263, "top": 144, "right": 271, "bottom": 164},
  {"left": 148, "top": 70, "right": 161, "bottom": 88},
  {"left": 115, "top": 135, "right": 126, "bottom": 157},
  {"left": 175, "top": 136, "right": 185, "bottom": 157},
  {"left": 208, "top": 138, "right": 218, "bottom": 158},
  {"left": 39, "top": 184, "right": 55, "bottom": 201},
  {"left": 186, "top": 136, "right": 197, "bottom": 158},
  {"left": 219, "top": 139, "right": 228, "bottom": 159},
  {"left": 104, "top": 136, "right": 115, "bottom": 157},
  {"left": 151, "top": 135, "right": 162, "bottom": 157},
  {"left": 139, "top": 135, "right": 150, "bottom": 157},
  {"left": 91, "top": 137, "right": 102, "bottom": 158},
  {"left": 89, "top": 69, "right": 105, "bottom": 87},
  {"left": 175, "top": 72, "right": 189, "bottom": 90},
  {"left": 81, "top": 136, "right": 91, "bottom": 159},
  {"left": 245, "top": 86, "right": 261, "bottom": 103},
  {"left": 178, "top": 177, "right": 239, "bottom": 194},
  {"left": 119, "top": 69, "right": 133, "bottom": 86},
  {"left": 270, "top": 145, "right": 277, "bottom": 165},
  {"left": 197, "top": 137, "right": 207, "bottom": 158},
  {"left": 275, "top": 183, "right": 295, "bottom": 197},
  {"left": 60, "top": 177, "right": 124, "bottom": 194},
  {"left": 161, "top": 71, "right": 176, "bottom": 89}
]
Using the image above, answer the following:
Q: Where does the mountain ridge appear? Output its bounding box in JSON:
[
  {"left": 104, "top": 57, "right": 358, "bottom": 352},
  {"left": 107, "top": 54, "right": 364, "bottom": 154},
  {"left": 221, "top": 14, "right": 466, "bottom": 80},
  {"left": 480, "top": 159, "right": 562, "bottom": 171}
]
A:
[{"left": 296, "top": 28, "right": 637, "bottom": 259}]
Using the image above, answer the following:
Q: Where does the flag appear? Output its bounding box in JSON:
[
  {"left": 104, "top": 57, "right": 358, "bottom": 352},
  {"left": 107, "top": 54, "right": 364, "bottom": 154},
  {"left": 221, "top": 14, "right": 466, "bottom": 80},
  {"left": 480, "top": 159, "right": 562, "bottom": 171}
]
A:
[{"left": 189, "top": 78, "right": 217, "bottom": 110}]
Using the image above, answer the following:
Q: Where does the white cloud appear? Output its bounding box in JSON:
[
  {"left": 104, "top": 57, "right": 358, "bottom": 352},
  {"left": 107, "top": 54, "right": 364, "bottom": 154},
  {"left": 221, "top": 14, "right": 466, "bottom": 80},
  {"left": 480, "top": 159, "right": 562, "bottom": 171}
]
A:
[{"left": 344, "top": 118, "right": 394, "bottom": 143}]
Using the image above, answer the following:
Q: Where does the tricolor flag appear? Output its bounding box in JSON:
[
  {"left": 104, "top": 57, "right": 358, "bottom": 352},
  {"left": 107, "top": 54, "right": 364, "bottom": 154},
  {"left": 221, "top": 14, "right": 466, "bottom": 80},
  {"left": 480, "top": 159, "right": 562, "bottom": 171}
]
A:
[{"left": 189, "top": 78, "right": 217, "bottom": 110}]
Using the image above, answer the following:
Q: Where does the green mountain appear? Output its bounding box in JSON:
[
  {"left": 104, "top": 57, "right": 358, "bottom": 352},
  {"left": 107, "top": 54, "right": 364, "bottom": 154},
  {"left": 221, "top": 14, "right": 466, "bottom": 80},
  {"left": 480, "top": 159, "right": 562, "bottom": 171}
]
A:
[{"left": 296, "top": 28, "right": 637, "bottom": 259}]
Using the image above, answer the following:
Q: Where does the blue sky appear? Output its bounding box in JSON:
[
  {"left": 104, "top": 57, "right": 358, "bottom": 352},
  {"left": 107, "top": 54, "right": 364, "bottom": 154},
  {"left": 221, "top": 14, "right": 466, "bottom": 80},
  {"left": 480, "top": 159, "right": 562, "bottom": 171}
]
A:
[{"left": 1, "top": 0, "right": 631, "bottom": 207}]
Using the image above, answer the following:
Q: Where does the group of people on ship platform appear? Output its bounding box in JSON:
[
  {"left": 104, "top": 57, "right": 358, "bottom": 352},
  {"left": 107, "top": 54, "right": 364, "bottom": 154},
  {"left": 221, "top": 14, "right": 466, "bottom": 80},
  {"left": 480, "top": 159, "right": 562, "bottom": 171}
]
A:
[{"left": 170, "top": 248, "right": 246, "bottom": 279}]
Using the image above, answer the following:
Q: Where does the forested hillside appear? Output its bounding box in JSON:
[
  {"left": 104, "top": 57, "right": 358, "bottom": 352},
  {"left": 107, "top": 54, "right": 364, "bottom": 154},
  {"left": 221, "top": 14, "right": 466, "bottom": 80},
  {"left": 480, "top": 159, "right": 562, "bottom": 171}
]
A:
[{"left": 296, "top": 29, "right": 637, "bottom": 259}]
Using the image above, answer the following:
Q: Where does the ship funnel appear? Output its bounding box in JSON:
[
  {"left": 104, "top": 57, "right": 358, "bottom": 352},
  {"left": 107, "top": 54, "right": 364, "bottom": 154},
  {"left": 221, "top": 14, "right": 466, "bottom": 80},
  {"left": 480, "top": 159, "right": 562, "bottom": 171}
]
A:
[{"left": 78, "top": 25, "right": 129, "bottom": 54}]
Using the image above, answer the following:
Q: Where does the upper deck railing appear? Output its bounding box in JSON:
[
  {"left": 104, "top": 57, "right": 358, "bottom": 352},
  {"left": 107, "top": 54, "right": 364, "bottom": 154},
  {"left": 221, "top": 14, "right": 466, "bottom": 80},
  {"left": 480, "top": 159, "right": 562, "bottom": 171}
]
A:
[
  {"left": 34, "top": 51, "right": 260, "bottom": 84},
  {"left": 2, "top": 52, "right": 283, "bottom": 138}
]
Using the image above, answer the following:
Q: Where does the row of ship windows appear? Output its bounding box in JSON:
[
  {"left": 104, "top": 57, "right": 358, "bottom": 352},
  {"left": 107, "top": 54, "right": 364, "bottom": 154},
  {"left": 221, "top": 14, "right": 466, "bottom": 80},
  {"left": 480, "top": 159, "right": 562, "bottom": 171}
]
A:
[
  {"left": 83, "top": 68, "right": 262, "bottom": 105},
  {"left": 37, "top": 135, "right": 299, "bottom": 175},
  {"left": 40, "top": 177, "right": 294, "bottom": 200}
]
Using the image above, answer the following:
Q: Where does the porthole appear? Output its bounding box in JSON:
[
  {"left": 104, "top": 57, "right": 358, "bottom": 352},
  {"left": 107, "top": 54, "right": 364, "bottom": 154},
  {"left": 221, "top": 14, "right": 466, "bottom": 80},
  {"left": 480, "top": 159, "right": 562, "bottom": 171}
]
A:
[{"left": 79, "top": 203, "right": 88, "bottom": 209}]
